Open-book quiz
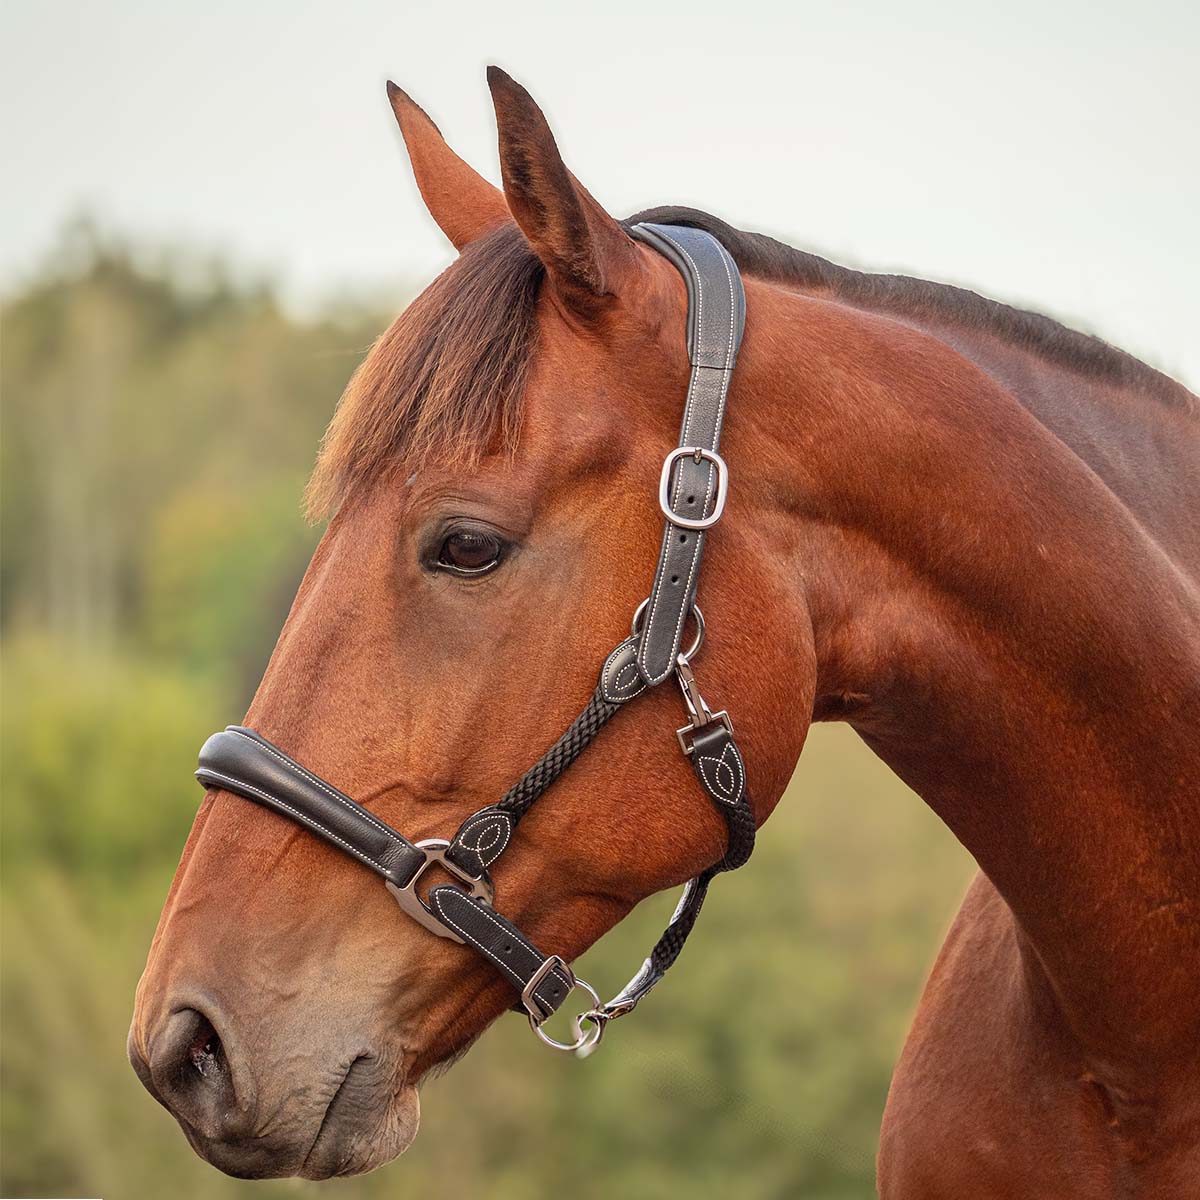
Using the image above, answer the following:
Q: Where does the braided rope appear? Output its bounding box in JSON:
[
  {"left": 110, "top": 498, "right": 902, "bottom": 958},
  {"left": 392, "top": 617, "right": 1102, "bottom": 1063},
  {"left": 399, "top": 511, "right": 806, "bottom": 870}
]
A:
[
  {"left": 496, "top": 687, "right": 620, "bottom": 821},
  {"left": 645, "top": 783, "right": 755, "bottom": 975}
]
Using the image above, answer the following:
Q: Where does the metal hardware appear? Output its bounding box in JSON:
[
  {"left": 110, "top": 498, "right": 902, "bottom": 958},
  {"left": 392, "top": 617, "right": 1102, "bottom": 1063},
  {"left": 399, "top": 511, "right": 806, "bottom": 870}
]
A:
[
  {"left": 576, "top": 996, "right": 640, "bottom": 1058},
  {"left": 659, "top": 446, "right": 729, "bottom": 530},
  {"left": 522, "top": 955, "right": 603, "bottom": 1054},
  {"left": 674, "top": 655, "right": 734, "bottom": 755},
  {"left": 631, "top": 599, "right": 705, "bottom": 664},
  {"left": 385, "top": 838, "right": 494, "bottom": 943}
]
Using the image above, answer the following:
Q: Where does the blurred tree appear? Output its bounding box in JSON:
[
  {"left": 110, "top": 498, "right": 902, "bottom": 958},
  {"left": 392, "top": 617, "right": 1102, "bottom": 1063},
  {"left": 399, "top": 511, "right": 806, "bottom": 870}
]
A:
[{"left": 2, "top": 219, "right": 386, "bottom": 656}]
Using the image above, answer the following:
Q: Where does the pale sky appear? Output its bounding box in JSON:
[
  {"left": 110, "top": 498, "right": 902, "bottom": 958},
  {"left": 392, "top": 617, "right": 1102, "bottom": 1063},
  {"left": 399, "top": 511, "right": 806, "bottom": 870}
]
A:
[{"left": 3, "top": 0, "right": 1197, "bottom": 385}]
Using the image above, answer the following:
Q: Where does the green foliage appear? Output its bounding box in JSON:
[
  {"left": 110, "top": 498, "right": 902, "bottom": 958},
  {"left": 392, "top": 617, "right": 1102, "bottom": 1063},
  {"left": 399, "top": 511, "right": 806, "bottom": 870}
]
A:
[
  {"left": 0, "top": 227, "right": 973, "bottom": 1199},
  {"left": 1, "top": 638, "right": 220, "bottom": 883},
  {"left": 1, "top": 219, "right": 378, "bottom": 657},
  {"left": 142, "top": 475, "right": 318, "bottom": 683}
]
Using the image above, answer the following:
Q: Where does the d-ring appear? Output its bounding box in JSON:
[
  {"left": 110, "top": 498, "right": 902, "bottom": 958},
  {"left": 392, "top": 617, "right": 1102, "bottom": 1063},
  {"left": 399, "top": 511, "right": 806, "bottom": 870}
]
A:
[{"left": 630, "top": 600, "right": 705, "bottom": 663}]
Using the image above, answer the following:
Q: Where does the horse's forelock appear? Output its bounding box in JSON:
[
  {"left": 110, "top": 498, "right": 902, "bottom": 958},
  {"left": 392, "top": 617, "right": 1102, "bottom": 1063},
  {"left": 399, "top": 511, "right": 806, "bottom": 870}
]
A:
[{"left": 306, "top": 223, "right": 544, "bottom": 518}]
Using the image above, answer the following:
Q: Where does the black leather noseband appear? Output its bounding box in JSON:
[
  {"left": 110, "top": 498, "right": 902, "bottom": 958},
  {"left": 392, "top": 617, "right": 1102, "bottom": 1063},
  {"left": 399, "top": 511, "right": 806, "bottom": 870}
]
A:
[{"left": 195, "top": 224, "right": 756, "bottom": 1055}]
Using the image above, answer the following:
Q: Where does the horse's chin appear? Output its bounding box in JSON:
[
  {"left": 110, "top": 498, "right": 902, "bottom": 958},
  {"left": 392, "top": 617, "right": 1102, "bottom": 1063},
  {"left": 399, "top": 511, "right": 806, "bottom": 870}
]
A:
[
  {"left": 297, "top": 1080, "right": 421, "bottom": 1180},
  {"left": 177, "top": 1075, "right": 421, "bottom": 1181}
]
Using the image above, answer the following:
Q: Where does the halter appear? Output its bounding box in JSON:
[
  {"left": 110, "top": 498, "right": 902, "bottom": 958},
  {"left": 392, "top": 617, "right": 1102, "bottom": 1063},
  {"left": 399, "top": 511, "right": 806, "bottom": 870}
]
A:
[{"left": 195, "top": 225, "right": 755, "bottom": 1056}]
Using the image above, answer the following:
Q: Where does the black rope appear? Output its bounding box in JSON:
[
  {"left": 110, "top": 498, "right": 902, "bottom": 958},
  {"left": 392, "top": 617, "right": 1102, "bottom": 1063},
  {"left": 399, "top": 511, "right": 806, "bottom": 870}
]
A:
[
  {"left": 647, "top": 874, "right": 712, "bottom": 974},
  {"left": 496, "top": 687, "right": 620, "bottom": 822},
  {"left": 644, "top": 787, "right": 756, "bottom": 977}
]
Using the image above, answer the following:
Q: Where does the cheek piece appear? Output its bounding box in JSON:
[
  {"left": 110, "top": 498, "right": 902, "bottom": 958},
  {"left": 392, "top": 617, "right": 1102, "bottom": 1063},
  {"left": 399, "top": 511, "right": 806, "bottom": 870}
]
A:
[{"left": 195, "top": 224, "right": 755, "bottom": 1057}]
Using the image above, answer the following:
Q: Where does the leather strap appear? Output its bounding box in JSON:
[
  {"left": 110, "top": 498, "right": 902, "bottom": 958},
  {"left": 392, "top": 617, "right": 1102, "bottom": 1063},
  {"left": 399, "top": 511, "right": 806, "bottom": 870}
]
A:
[
  {"left": 196, "top": 726, "right": 425, "bottom": 888},
  {"left": 196, "top": 727, "right": 575, "bottom": 1018},
  {"left": 428, "top": 887, "right": 574, "bottom": 1019},
  {"left": 628, "top": 223, "right": 746, "bottom": 686}
]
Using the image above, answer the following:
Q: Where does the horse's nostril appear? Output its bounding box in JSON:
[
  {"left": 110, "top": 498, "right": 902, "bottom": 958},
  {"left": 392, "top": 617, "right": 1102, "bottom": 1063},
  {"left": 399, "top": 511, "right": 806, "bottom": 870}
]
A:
[
  {"left": 186, "top": 1014, "right": 224, "bottom": 1080},
  {"left": 144, "top": 1006, "right": 246, "bottom": 1140}
]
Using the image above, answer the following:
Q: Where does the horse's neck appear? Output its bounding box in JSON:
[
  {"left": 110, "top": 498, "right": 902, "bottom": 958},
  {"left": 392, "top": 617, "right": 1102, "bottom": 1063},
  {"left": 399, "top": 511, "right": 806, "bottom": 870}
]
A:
[
  {"left": 739, "top": 279, "right": 1200, "bottom": 1068},
  {"left": 908, "top": 315, "right": 1200, "bottom": 570}
]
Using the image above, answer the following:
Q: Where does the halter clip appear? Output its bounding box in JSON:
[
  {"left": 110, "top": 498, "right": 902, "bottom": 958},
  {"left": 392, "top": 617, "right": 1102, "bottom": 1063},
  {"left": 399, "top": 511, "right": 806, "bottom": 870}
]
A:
[{"left": 674, "top": 656, "right": 733, "bottom": 756}]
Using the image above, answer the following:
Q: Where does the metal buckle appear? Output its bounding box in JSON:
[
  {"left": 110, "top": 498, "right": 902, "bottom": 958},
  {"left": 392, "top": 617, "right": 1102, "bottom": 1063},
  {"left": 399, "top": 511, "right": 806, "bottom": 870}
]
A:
[
  {"left": 522, "top": 955, "right": 603, "bottom": 1055},
  {"left": 630, "top": 599, "right": 705, "bottom": 664},
  {"left": 385, "top": 838, "right": 494, "bottom": 943},
  {"left": 674, "top": 655, "right": 733, "bottom": 755},
  {"left": 659, "top": 446, "right": 729, "bottom": 531}
]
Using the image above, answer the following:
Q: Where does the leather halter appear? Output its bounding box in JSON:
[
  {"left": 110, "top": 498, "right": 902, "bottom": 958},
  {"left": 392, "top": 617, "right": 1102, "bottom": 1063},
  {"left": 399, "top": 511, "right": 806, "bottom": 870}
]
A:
[{"left": 195, "top": 224, "right": 755, "bottom": 1056}]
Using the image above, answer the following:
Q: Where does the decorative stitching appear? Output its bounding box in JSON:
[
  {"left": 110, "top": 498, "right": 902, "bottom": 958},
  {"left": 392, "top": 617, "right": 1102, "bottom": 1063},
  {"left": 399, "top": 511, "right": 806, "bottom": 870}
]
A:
[
  {"left": 227, "top": 729, "right": 403, "bottom": 847},
  {"left": 615, "top": 662, "right": 640, "bottom": 692},
  {"left": 198, "top": 769, "right": 393, "bottom": 875},
  {"left": 718, "top": 243, "right": 737, "bottom": 371},
  {"left": 602, "top": 640, "right": 646, "bottom": 702},
  {"left": 697, "top": 741, "right": 745, "bottom": 806},
  {"left": 454, "top": 810, "right": 512, "bottom": 866}
]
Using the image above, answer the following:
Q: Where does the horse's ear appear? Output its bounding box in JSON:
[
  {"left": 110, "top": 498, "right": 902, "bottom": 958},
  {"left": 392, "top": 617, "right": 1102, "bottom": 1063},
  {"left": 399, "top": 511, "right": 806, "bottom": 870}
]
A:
[
  {"left": 386, "top": 81, "right": 510, "bottom": 251},
  {"left": 486, "top": 66, "right": 639, "bottom": 310}
]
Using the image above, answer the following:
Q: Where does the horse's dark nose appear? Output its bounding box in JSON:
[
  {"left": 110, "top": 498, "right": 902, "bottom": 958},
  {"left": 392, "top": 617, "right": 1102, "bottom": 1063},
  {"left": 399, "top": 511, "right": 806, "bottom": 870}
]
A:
[{"left": 135, "top": 1006, "right": 250, "bottom": 1143}]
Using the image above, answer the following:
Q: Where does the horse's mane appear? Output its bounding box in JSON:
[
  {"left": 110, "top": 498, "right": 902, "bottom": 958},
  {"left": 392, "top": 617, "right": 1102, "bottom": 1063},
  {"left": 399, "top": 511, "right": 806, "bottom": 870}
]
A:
[
  {"left": 633, "top": 206, "right": 1191, "bottom": 410},
  {"left": 308, "top": 207, "right": 1191, "bottom": 516}
]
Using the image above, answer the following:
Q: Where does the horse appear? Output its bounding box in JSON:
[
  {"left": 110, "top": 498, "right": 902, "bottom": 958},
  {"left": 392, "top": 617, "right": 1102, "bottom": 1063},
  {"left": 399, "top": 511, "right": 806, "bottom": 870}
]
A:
[{"left": 128, "top": 68, "right": 1200, "bottom": 1196}]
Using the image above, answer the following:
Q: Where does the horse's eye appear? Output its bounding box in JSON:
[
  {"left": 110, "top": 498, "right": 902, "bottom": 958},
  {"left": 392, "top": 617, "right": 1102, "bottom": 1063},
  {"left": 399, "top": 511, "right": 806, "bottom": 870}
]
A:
[{"left": 437, "top": 529, "right": 503, "bottom": 576}]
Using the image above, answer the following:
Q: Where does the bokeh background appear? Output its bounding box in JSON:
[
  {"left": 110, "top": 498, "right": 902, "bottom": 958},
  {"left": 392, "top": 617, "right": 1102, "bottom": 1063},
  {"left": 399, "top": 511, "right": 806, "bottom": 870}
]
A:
[{"left": 2, "top": 3, "right": 1195, "bottom": 1198}]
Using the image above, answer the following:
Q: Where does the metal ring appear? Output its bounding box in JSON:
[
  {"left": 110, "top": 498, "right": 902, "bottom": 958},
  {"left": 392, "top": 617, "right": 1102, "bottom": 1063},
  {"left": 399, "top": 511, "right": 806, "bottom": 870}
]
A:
[
  {"left": 630, "top": 599, "right": 705, "bottom": 663},
  {"left": 523, "top": 958, "right": 603, "bottom": 1055}
]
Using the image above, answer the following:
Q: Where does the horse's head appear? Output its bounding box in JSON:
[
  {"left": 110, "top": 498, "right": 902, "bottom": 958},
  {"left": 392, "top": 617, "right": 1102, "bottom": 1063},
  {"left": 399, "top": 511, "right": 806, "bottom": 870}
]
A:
[{"left": 129, "top": 70, "right": 814, "bottom": 1179}]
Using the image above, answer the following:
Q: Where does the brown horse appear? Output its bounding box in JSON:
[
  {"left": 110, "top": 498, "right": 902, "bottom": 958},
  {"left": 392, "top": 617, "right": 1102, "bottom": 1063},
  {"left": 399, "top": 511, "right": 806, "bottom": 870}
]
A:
[{"left": 129, "top": 69, "right": 1200, "bottom": 1195}]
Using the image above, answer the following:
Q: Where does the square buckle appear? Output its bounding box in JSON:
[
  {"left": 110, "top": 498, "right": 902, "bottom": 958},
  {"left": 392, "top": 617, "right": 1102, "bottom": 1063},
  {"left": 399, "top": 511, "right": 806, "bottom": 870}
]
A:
[
  {"left": 676, "top": 710, "right": 734, "bottom": 756},
  {"left": 659, "top": 446, "right": 729, "bottom": 531}
]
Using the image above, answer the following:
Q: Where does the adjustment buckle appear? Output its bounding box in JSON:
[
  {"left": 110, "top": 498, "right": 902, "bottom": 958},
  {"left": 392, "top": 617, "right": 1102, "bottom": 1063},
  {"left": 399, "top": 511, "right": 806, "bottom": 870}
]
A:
[
  {"left": 659, "top": 446, "right": 729, "bottom": 531},
  {"left": 522, "top": 954, "right": 603, "bottom": 1055},
  {"left": 674, "top": 655, "right": 733, "bottom": 755},
  {"left": 385, "top": 838, "right": 494, "bottom": 944}
]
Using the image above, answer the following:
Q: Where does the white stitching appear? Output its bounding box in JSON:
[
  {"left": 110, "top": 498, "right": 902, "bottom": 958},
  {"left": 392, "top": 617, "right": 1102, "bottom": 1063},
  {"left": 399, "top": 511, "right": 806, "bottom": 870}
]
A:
[
  {"left": 456, "top": 811, "right": 512, "bottom": 864},
  {"left": 718, "top": 243, "right": 736, "bottom": 372},
  {"left": 699, "top": 754, "right": 735, "bottom": 798},
  {"left": 431, "top": 891, "right": 571, "bottom": 999},
  {"left": 640, "top": 232, "right": 708, "bottom": 678},
  {"left": 672, "top": 236, "right": 704, "bottom": 376},
  {"left": 615, "top": 662, "right": 640, "bottom": 692},
  {"left": 199, "top": 769, "right": 393, "bottom": 874},
  {"left": 227, "top": 729, "right": 401, "bottom": 845},
  {"left": 603, "top": 641, "right": 645, "bottom": 701},
  {"left": 697, "top": 742, "right": 744, "bottom": 806},
  {"left": 638, "top": 230, "right": 736, "bottom": 684}
]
